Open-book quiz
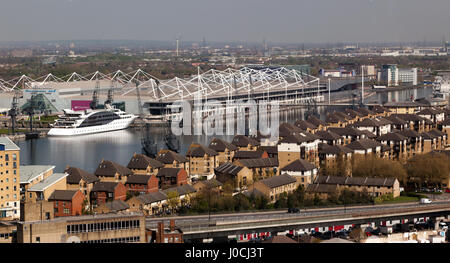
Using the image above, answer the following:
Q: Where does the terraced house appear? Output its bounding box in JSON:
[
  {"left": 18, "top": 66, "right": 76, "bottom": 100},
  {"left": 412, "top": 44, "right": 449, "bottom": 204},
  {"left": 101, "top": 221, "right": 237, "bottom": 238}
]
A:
[
  {"left": 277, "top": 129, "right": 320, "bottom": 168},
  {"left": 94, "top": 160, "right": 133, "bottom": 184},
  {"left": 185, "top": 143, "right": 218, "bottom": 180},
  {"left": 126, "top": 153, "right": 164, "bottom": 176},
  {"left": 156, "top": 150, "right": 190, "bottom": 176},
  {"left": 208, "top": 138, "right": 238, "bottom": 165},
  {"left": 65, "top": 166, "right": 99, "bottom": 201}
]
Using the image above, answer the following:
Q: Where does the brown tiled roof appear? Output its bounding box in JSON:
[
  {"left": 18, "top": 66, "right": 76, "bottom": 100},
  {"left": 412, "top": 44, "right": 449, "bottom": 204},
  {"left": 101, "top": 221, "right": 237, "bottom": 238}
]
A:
[
  {"left": 234, "top": 150, "right": 266, "bottom": 159},
  {"left": 385, "top": 115, "right": 408, "bottom": 125},
  {"left": 294, "top": 120, "right": 316, "bottom": 130},
  {"left": 281, "top": 159, "right": 316, "bottom": 172},
  {"left": 91, "top": 182, "right": 121, "bottom": 193},
  {"left": 306, "top": 183, "right": 339, "bottom": 194},
  {"left": 359, "top": 130, "right": 377, "bottom": 139},
  {"left": 370, "top": 105, "right": 391, "bottom": 114},
  {"left": 428, "top": 129, "right": 445, "bottom": 137},
  {"left": 306, "top": 116, "right": 327, "bottom": 127},
  {"left": 137, "top": 191, "right": 167, "bottom": 204},
  {"left": 355, "top": 107, "right": 375, "bottom": 116},
  {"left": 156, "top": 168, "right": 183, "bottom": 178},
  {"left": 126, "top": 175, "right": 153, "bottom": 185},
  {"left": 214, "top": 162, "right": 243, "bottom": 176},
  {"left": 345, "top": 108, "right": 365, "bottom": 118},
  {"left": 237, "top": 157, "right": 279, "bottom": 168},
  {"left": 417, "top": 108, "right": 444, "bottom": 115},
  {"left": 397, "top": 129, "right": 421, "bottom": 138},
  {"left": 194, "top": 179, "right": 223, "bottom": 189},
  {"left": 231, "top": 135, "right": 260, "bottom": 147},
  {"left": 103, "top": 200, "right": 129, "bottom": 212},
  {"left": 127, "top": 154, "right": 164, "bottom": 170},
  {"left": 328, "top": 127, "right": 363, "bottom": 137},
  {"left": 186, "top": 143, "right": 218, "bottom": 157},
  {"left": 353, "top": 118, "right": 392, "bottom": 128},
  {"left": 65, "top": 166, "right": 99, "bottom": 184},
  {"left": 156, "top": 150, "right": 189, "bottom": 164},
  {"left": 318, "top": 143, "right": 353, "bottom": 155},
  {"left": 259, "top": 146, "right": 278, "bottom": 155},
  {"left": 208, "top": 138, "right": 238, "bottom": 152},
  {"left": 259, "top": 174, "right": 297, "bottom": 189},
  {"left": 278, "top": 122, "right": 304, "bottom": 137},
  {"left": 48, "top": 190, "right": 79, "bottom": 201},
  {"left": 377, "top": 132, "right": 408, "bottom": 142},
  {"left": 94, "top": 160, "right": 133, "bottom": 177},
  {"left": 279, "top": 131, "right": 320, "bottom": 144},
  {"left": 441, "top": 118, "right": 450, "bottom": 126},
  {"left": 162, "top": 184, "right": 197, "bottom": 196},
  {"left": 315, "top": 130, "right": 342, "bottom": 141},
  {"left": 346, "top": 139, "right": 383, "bottom": 151}
]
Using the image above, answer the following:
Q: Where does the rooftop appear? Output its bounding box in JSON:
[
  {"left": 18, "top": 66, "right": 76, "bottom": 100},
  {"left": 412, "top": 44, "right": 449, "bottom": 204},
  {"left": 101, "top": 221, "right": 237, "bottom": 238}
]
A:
[
  {"left": 0, "top": 137, "right": 20, "bottom": 151},
  {"left": 20, "top": 165, "right": 55, "bottom": 184},
  {"left": 27, "top": 173, "right": 68, "bottom": 192}
]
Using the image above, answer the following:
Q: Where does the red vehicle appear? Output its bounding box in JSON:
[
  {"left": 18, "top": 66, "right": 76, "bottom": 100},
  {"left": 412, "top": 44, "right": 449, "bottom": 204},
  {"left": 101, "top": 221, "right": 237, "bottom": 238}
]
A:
[{"left": 445, "top": 188, "right": 450, "bottom": 193}]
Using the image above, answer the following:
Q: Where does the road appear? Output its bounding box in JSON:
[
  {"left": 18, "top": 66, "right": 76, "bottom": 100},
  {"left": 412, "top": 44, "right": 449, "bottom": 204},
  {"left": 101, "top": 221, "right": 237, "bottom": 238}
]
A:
[{"left": 145, "top": 200, "right": 450, "bottom": 228}]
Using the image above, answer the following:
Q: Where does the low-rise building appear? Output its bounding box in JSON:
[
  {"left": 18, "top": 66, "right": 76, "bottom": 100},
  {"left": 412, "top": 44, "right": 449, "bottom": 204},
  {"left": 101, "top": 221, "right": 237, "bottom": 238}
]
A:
[
  {"left": 26, "top": 173, "right": 68, "bottom": 202},
  {"left": 94, "top": 200, "right": 130, "bottom": 214},
  {"left": 192, "top": 179, "right": 223, "bottom": 193},
  {"left": 17, "top": 212, "right": 146, "bottom": 243},
  {"left": 48, "top": 190, "right": 85, "bottom": 217},
  {"left": 149, "top": 220, "right": 183, "bottom": 243},
  {"left": 125, "top": 175, "right": 159, "bottom": 194},
  {"left": 318, "top": 143, "right": 353, "bottom": 176},
  {"left": 208, "top": 138, "right": 238, "bottom": 165},
  {"left": 277, "top": 130, "right": 320, "bottom": 168},
  {"left": 126, "top": 153, "right": 164, "bottom": 176},
  {"left": 280, "top": 159, "right": 318, "bottom": 187},
  {"left": 90, "top": 182, "right": 127, "bottom": 207},
  {"left": 156, "top": 168, "right": 188, "bottom": 190},
  {"left": 312, "top": 175, "right": 400, "bottom": 198},
  {"left": 94, "top": 159, "right": 133, "bottom": 184},
  {"left": 156, "top": 150, "right": 190, "bottom": 176},
  {"left": 234, "top": 158, "right": 279, "bottom": 180},
  {"left": 127, "top": 191, "right": 167, "bottom": 215},
  {"left": 248, "top": 174, "right": 297, "bottom": 202},
  {"left": 214, "top": 162, "right": 253, "bottom": 190},
  {"left": 231, "top": 135, "right": 260, "bottom": 151},
  {"left": 64, "top": 166, "right": 99, "bottom": 202},
  {"left": 186, "top": 143, "right": 219, "bottom": 180},
  {"left": 20, "top": 165, "right": 55, "bottom": 202}
]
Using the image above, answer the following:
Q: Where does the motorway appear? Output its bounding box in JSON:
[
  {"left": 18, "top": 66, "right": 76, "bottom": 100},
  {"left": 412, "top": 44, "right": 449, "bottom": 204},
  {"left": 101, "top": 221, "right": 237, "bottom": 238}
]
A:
[{"left": 145, "top": 200, "right": 450, "bottom": 229}]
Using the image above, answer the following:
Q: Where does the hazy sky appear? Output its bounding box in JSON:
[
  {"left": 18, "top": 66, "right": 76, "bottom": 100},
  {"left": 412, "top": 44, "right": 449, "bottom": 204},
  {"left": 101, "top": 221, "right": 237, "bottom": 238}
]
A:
[{"left": 0, "top": 0, "right": 449, "bottom": 43}]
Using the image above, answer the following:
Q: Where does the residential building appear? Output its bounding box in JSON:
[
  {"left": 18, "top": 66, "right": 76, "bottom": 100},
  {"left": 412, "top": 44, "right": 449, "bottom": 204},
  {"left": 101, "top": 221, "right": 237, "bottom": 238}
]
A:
[
  {"left": 277, "top": 130, "right": 320, "bottom": 168},
  {"left": 127, "top": 191, "right": 167, "bottom": 215},
  {"left": 208, "top": 138, "right": 238, "bottom": 165},
  {"left": 126, "top": 153, "right": 164, "bottom": 176},
  {"left": 26, "top": 173, "right": 68, "bottom": 202},
  {"left": 19, "top": 165, "right": 55, "bottom": 202},
  {"left": 149, "top": 220, "right": 183, "bottom": 243},
  {"left": 233, "top": 150, "right": 268, "bottom": 161},
  {"left": 214, "top": 162, "right": 253, "bottom": 190},
  {"left": 417, "top": 108, "right": 445, "bottom": 124},
  {"left": 318, "top": 144, "right": 353, "bottom": 176},
  {"left": 94, "top": 200, "right": 130, "bottom": 214},
  {"left": 377, "top": 132, "right": 409, "bottom": 161},
  {"left": 90, "top": 182, "right": 127, "bottom": 207},
  {"left": 248, "top": 174, "right": 297, "bottom": 202},
  {"left": 48, "top": 190, "right": 85, "bottom": 217},
  {"left": 231, "top": 135, "right": 260, "bottom": 151},
  {"left": 312, "top": 175, "right": 400, "bottom": 198},
  {"left": 280, "top": 159, "right": 318, "bottom": 187},
  {"left": 346, "top": 139, "right": 387, "bottom": 158},
  {"left": 94, "top": 159, "right": 133, "bottom": 184},
  {"left": 156, "top": 150, "right": 190, "bottom": 175},
  {"left": 192, "top": 179, "right": 223, "bottom": 193},
  {"left": 353, "top": 118, "right": 392, "bottom": 136},
  {"left": 0, "top": 138, "right": 20, "bottom": 219},
  {"left": 234, "top": 158, "right": 279, "bottom": 180},
  {"left": 125, "top": 174, "right": 159, "bottom": 194},
  {"left": 156, "top": 168, "right": 188, "bottom": 189},
  {"left": 186, "top": 143, "right": 219, "bottom": 180},
  {"left": 306, "top": 116, "right": 328, "bottom": 131},
  {"left": 398, "top": 68, "right": 418, "bottom": 86},
  {"left": 65, "top": 166, "right": 99, "bottom": 201},
  {"left": 379, "top": 64, "right": 399, "bottom": 86}
]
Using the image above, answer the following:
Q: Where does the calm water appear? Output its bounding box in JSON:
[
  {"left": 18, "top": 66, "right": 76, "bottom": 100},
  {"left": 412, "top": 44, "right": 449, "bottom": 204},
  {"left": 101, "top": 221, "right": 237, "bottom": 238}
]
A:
[{"left": 15, "top": 87, "right": 434, "bottom": 173}]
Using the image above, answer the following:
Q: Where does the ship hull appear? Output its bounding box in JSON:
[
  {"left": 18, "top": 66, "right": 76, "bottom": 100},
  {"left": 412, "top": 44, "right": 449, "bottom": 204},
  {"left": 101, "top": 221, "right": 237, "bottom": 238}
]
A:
[{"left": 47, "top": 116, "right": 137, "bottom": 136}]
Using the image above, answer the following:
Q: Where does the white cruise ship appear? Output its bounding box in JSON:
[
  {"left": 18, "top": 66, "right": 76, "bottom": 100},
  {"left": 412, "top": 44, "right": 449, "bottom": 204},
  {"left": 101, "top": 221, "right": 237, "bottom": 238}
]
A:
[{"left": 47, "top": 105, "right": 137, "bottom": 136}]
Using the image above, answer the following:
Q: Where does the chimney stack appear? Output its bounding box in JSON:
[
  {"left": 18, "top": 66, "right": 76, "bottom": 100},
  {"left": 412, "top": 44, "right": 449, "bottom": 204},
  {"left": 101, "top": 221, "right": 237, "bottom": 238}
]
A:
[{"left": 170, "top": 219, "right": 175, "bottom": 232}]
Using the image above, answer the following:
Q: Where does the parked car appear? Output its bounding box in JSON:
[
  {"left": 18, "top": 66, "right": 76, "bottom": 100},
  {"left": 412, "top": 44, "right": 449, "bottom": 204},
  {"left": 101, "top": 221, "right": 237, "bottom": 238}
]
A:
[
  {"left": 288, "top": 207, "right": 300, "bottom": 213},
  {"left": 420, "top": 198, "right": 432, "bottom": 204},
  {"left": 445, "top": 188, "right": 450, "bottom": 193}
]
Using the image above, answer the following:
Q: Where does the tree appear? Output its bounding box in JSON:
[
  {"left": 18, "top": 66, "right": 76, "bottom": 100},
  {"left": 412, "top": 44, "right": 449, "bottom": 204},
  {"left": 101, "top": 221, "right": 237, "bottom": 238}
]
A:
[
  {"left": 406, "top": 153, "right": 449, "bottom": 188},
  {"left": 352, "top": 156, "right": 407, "bottom": 185},
  {"left": 166, "top": 190, "right": 180, "bottom": 212}
]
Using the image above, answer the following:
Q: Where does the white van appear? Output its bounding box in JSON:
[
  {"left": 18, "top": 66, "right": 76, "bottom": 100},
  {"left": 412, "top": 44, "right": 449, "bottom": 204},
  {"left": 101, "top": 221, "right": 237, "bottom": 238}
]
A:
[{"left": 420, "top": 198, "right": 432, "bottom": 204}]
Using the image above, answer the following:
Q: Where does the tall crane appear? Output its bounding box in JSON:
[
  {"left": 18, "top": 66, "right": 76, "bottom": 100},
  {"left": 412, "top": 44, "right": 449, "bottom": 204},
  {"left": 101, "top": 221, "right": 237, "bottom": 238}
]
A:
[
  {"left": 8, "top": 91, "right": 20, "bottom": 134},
  {"left": 105, "top": 80, "right": 114, "bottom": 106},
  {"left": 90, "top": 77, "right": 100, "bottom": 109}
]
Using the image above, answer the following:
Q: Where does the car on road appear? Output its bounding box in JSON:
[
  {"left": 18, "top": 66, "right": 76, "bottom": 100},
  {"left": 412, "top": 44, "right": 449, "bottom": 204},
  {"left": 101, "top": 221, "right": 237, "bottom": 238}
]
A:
[
  {"left": 288, "top": 207, "right": 300, "bottom": 213},
  {"left": 420, "top": 198, "right": 432, "bottom": 204}
]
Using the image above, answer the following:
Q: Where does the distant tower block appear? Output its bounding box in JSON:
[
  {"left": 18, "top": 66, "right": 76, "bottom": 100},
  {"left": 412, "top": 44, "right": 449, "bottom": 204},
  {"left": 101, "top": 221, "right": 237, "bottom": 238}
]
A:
[{"left": 176, "top": 38, "right": 179, "bottom": 57}]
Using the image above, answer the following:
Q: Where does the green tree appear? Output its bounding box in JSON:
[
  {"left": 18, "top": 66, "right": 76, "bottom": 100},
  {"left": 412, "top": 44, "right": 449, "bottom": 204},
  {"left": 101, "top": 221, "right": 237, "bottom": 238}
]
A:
[{"left": 166, "top": 190, "right": 180, "bottom": 212}]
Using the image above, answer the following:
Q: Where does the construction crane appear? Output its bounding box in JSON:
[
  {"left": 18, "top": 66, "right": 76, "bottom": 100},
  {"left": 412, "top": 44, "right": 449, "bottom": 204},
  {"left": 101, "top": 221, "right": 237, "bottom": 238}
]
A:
[
  {"left": 90, "top": 77, "right": 100, "bottom": 109},
  {"left": 8, "top": 91, "right": 20, "bottom": 134},
  {"left": 105, "top": 80, "right": 114, "bottom": 106},
  {"left": 134, "top": 79, "right": 158, "bottom": 158}
]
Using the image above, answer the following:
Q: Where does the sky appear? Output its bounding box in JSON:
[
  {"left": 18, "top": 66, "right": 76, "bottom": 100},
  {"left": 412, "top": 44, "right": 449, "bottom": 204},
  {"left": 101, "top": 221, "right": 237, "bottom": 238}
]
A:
[{"left": 0, "top": 0, "right": 449, "bottom": 44}]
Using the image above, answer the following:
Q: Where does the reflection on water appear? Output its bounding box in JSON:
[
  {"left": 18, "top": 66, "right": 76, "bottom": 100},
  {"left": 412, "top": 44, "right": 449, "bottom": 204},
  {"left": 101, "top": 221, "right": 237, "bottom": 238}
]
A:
[{"left": 15, "top": 86, "right": 434, "bottom": 174}]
